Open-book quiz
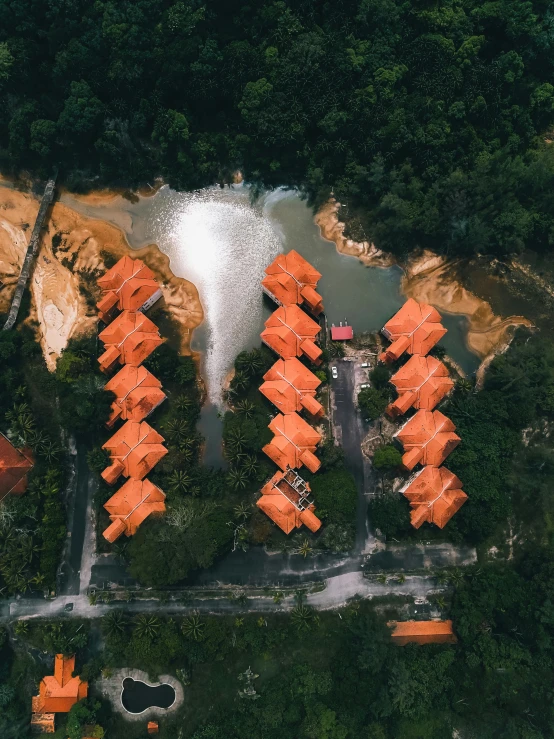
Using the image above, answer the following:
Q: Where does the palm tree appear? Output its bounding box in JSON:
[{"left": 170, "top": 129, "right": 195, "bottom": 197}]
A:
[
  {"left": 228, "top": 468, "right": 248, "bottom": 491},
  {"left": 449, "top": 568, "right": 465, "bottom": 586},
  {"left": 294, "top": 538, "right": 313, "bottom": 558},
  {"left": 6, "top": 403, "right": 35, "bottom": 445},
  {"left": 237, "top": 350, "right": 264, "bottom": 377},
  {"left": 181, "top": 615, "right": 204, "bottom": 641},
  {"left": 165, "top": 419, "right": 190, "bottom": 444},
  {"left": 434, "top": 595, "right": 447, "bottom": 609},
  {"left": 436, "top": 571, "right": 450, "bottom": 586},
  {"left": 235, "top": 400, "right": 255, "bottom": 419},
  {"left": 457, "top": 378, "right": 473, "bottom": 393},
  {"left": 168, "top": 470, "right": 193, "bottom": 495},
  {"left": 227, "top": 427, "right": 248, "bottom": 451},
  {"left": 103, "top": 610, "right": 127, "bottom": 637},
  {"left": 234, "top": 502, "right": 252, "bottom": 521},
  {"left": 243, "top": 455, "right": 258, "bottom": 479},
  {"left": 38, "top": 440, "right": 63, "bottom": 464},
  {"left": 376, "top": 573, "right": 387, "bottom": 584},
  {"left": 133, "top": 614, "right": 161, "bottom": 640},
  {"left": 273, "top": 591, "right": 284, "bottom": 604},
  {"left": 175, "top": 394, "right": 193, "bottom": 413},
  {"left": 176, "top": 445, "right": 194, "bottom": 465},
  {"left": 291, "top": 605, "right": 317, "bottom": 631},
  {"left": 232, "top": 371, "right": 250, "bottom": 392},
  {"left": 396, "top": 573, "right": 406, "bottom": 584}
]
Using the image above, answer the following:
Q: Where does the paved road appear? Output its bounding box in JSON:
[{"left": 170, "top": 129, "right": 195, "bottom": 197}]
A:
[{"left": 57, "top": 444, "right": 90, "bottom": 596}]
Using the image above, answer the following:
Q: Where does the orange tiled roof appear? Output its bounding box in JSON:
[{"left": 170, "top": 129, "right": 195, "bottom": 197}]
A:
[
  {"left": 257, "top": 469, "right": 321, "bottom": 534},
  {"left": 103, "top": 478, "right": 166, "bottom": 542},
  {"left": 394, "top": 410, "right": 460, "bottom": 471},
  {"left": 261, "top": 305, "right": 322, "bottom": 365},
  {"left": 263, "top": 412, "right": 322, "bottom": 472},
  {"left": 0, "top": 432, "right": 33, "bottom": 502},
  {"left": 400, "top": 466, "right": 467, "bottom": 528},
  {"left": 379, "top": 298, "right": 447, "bottom": 363},
  {"left": 101, "top": 420, "right": 167, "bottom": 485},
  {"left": 262, "top": 250, "right": 324, "bottom": 314},
  {"left": 148, "top": 721, "right": 160, "bottom": 734},
  {"left": 97, "top": 256, "right": 162, "bottom": 323},
  {"left": 260, "top": 358, "right": 323, "bottom": 416},
  {"left": 32, "top": 655, "right": 88, "bottom": 714},
  {"left": 104, "top": 365, "right": 166, "bottom": 428},
  {"left": 386, "top": 354, "right": 454, "bottom": 418},
  {"left": 389, "top": 620, "right": 457, "bottom": 645},
  {"left": 98, "top": 310, "right": 163, "bottom": 373}
]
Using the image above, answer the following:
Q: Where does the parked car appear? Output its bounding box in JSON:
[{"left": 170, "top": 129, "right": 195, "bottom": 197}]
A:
[
  {"left": 361, "top": 362, "right": 370, "bottom": 368},
  {"left": 331, "top": 366, "right": 338, "bottom": 379},
  {"left": 360, "top": 383, "right": 369, "bottom": 389}
]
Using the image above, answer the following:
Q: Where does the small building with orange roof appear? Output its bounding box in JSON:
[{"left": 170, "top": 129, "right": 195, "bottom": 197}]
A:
[
  {"left": 103, "top": 478, "right": 166, "bottom": 542},
  {"left": 389, "top": 620, "right": 457, "bottom": 645},
  {"left": 400, "top": 466, "right": 467, "bottom": 528},
  {"left": 261, "top": 305, "right": 322, "bottom": 365},
  {"left": 147, "top": 720, "right": 160, "bottom": 734},
  {"left": 105, "top": 365, "right": 166, "bottom": 428},
  {"left": 394, "top": 410, "right": 460, "bottom": 471},
  {"left": 262, "top": 250, "right": 324, "bottom": 315},
  {"left": 97, "top": 256, "right": 162, "bottom": 324},
  {"left": 263, "top": 412, "right": 322, "bottom": 473},
  {"left": 98, "top": 310, "right": 163, "bottom": 373},
  {"left": 101, "top": 420, "right": 167, "bottom": 485},
  {"left": 379, "top": 298, "right": 447, "bottom": 363},
  {"left": 257, "top": 469, "right": 321, "bottom": 534},
  {"left": 260, "top": 357, "right": 323, "bottom": 417},
  {"left": 31, "top": 654, "right": 88, "bottom": 732},
  {"left": 385, "top": 354, "right": 454, "bottom": 418},
  {"left": 0, "top": 432, "right": 34, "bottom": 502}
]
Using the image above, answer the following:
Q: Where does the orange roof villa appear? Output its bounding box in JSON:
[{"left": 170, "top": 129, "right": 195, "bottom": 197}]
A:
[
  {"left": 257, "top": 469, "right": 321, "bottom": 534},
  {"left": 97, "top": 256, "right": 162, "bottom": 323},
  {"left": 104, "top": 365, "right": 166, "bottom": 428},
  {"left": 400, "top": 466, "right": 467, "bottom": 529},
  {"left": 379, "top": 298, "right": 447, "bottom": 363},
  {"left": 31, "top": 654, "right": 88, "bottom": 732},
  {"left": 101, "top": 420, "right": 167, "bottom": 485},
  {"left": 262, "top": 250, "right": 324, "bottom": 314},
  {"left": 386, "top": 354, "right": 454, "bottom": 418},
  {"left": 389, "top": 620, "right": 457, "bottom": 645},
  {"left": 98, "top": 310, "right": 163, "bottom": 373},
  {"left": 394, "top": 410, "right": 460, "bottom": 471},
  {"left": 263, "top": 412, "right": 322, "bottom": 473},
  {"left": 261, "top": 305, "right": 322, "bottom": 365},
  {"left": 103, "top": 478, "right": 166, "bottom": 542},
  {"left": 0, "top": 432, "right": 33, "bottom": 502},
  {"left": 260, "top": 357, "right": 323, "bottom": 416}
]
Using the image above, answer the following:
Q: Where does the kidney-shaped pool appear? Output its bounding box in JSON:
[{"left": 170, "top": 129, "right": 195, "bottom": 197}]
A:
[{"left": 121, "top": 677, "right": 176, "bottom": 714}]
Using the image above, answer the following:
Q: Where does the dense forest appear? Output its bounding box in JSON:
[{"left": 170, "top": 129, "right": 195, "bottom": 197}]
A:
[{"left": 2, "top": 0, "right": 554, "bottom": 257}]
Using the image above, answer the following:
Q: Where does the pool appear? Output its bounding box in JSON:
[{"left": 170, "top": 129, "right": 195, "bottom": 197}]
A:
[{"left": 121, "top": 677, "right": 176, "bottom": 714}]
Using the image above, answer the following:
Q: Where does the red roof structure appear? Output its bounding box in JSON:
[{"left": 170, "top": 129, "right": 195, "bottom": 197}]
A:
[
  {"left": 262, "top": 250, "right": 323, "bottom": 314},
  {"left": 98, "top": 310, "right": 163, "bottom": 373},
  {"left": 147, "top": 720, "right": 160, "bottom": 734},
  {"left": 389, "top": 620, "right": 457, "bottom": 645},
  {"left": 261, "top": 305, "right": 322, "bottom": 365},
  {"left": 101, "top": 420, "right": 167, "bottom": 485},
  {"left": 0, "top": 432, "right": 33, "bottom": 502},
  {"left": 394, "top": 410, "right": 460, "bottom": 471},
  {"left": 260, "top": 358, "right": 323, "bottom": 417},
  {"left": 97, "top": 256, "right": 162, "bottom": 323},
  {"left": 104, "top": 365, "right": 166, "bottom": 428},
  {"left": 103, "top": 478, "right": 166, "bottom": 542},
  {"left": 263, "top": 412, "right": 322, "bottom": 473},
  {"left": 31, "top": 655, "right": 88, "bottom": 716},
  {"left": 379, "top": 298, "right": 447, "bottom": 363},
  {"left": 257, "top": 469, "right": 321, "bottom": 534},
  {"left": 386, "top": 354, "right": 454, "bottom": 418},
  {"left": 330, "top": 324, "right": 354, "bottom": 341},
  {"left": 400, "top": 466, "right": 467, "bottom": 528}
]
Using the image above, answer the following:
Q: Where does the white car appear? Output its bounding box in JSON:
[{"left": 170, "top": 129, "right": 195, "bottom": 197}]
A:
[
  {"left": 360, "top": 383, "right": 369, "bottom": 389},
  {"left": 361, "top": 362, "right": 370, "bottom": 368},
  {"left": 331, "top": 366, "right": 338, "bottom": 379}
]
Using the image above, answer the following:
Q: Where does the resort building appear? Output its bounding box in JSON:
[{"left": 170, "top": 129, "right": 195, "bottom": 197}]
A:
[
  {"left": 0, "top": 432, "right": 33, "bottom": 502},
  {"left": 263, "top": 412, "right": 322, "bottom": 473},
  {"left": 31, "top": 654, "right": 88, "bottom": 733},
  {"left": 389, "top": 620, "right": 457, "bottom": 645},
  {"left": 400, "top": 466, "right": 467, "bottom": 528},
  {"left": 259, "top": 357, "right": 323, "bottom": 417},
  {"left": 98, "top": 310, "right": 163, "bottom": 373},
  {"left": 394, "top": 410, "right": 460, "bottom": 471},
  {"left": 104, "top": 364, "right": 166, "bottom": 428},
  {"left": 97, "top": 256, "right": 162, "bottom": 324},
  {"left": 101, "top": 420, "right": 167, "bottom": 485},
  {"left": 386, "top": 354, "right": 454, "bottom": 418},
  {"left": 261, "top": 305, "right": 322, "bottom": 365},
  {"left": 103, "top": 478, "right": 166, "bottom": 543},
  {"left": 262, "top": 250, "right": 324, "bottom": 315},
  {"left": 379, "top": 298, "right": 447, "bottom": 363},
  {"left": 330, "top": 322, "right": 354, "bottom": 341},
  {"left": 256, "top": 469, "right": 321, "bottom": 534}
]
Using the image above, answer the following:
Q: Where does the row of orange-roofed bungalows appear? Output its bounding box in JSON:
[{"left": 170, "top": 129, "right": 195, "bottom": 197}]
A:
[
  {"left": 378, "top": 298, "right": 467, "bottom": 530},
  {"left": 95, "top": 256, "right": 168, "bottom": 544}
]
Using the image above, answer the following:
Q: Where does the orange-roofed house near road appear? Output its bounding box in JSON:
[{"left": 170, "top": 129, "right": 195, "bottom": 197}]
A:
[
  {"left": 97, "top": 256, "right": 162, "bottom": 323},
  {"left": 103, "top": 478, "right": 166, "bottom": 543},
  {"left": 31, "top": 655, "right": 88, "bottom": 732},
  {"left": 105, "top": 365, "right": 166, "bottom": 428},
  {"left": 261, "top": 305, "right": 322, "bottom": 365},
  {"left": 98, "top": 310, "right": 163, "bottom": 373},
  {"left": 389, "top": 620, "right": 457, "bottom": 645},
  {"left": 386, "top": 354, "right": 454, "bottom": 418},
  {"left": 394, "top": 410, "right": 460, "bottom": 471},
  {"left": 0, "top": 432, "right": 34, "bottom": 502},
  {"left": 400, "top": 466, "right": 467, "bottom": 528},
  {"left": 101, "top": 420, "right": 167, "bottom": 485},
  {"left": 263, "top": 412, "right": 322, "bottom": 473},
  {"left": 379, "top": 298, "right": 447, "bottom": 363},
  {"left": 260, "top": 357, "right": 323, "bottom": 417},
  {"left": 262, "top": 250, "right": 324, "bottom": 315},
  {"left": 257, "top": 469, "right": 321, "bottom": 534}
]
